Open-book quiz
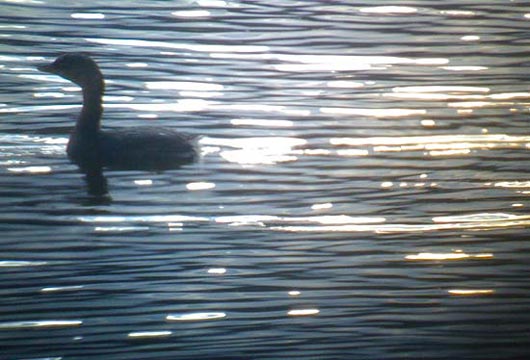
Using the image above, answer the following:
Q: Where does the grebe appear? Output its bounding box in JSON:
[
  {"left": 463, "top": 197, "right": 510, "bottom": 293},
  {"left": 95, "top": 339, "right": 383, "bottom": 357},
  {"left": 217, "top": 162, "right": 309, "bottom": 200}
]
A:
[{"left": 38, "top": 53, "right": 198, "bottom": 170}]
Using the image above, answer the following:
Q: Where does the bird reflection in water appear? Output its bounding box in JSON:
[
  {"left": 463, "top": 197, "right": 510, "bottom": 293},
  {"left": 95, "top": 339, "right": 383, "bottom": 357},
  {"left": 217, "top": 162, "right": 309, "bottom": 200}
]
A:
[{"left": 37, "top": 53, "right": 199, "bottom": 196}]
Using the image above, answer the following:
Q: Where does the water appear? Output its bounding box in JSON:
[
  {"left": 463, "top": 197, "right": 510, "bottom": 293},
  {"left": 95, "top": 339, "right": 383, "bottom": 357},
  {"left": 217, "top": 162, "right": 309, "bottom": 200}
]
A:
[{"left": 2, "top": 1, "right": 530, "bottom": 359}]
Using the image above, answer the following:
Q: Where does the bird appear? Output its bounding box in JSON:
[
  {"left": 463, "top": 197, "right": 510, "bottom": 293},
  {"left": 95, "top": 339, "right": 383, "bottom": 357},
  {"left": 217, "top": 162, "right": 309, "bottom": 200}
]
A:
[{"left": 37, "top": 53, "right": 199, "bottom": 171}]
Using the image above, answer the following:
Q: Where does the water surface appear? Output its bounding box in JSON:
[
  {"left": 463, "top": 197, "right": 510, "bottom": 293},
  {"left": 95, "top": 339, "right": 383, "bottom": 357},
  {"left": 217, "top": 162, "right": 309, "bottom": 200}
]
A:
[{"left": 1, "top": 1, "right": 530, "bottom": 359}]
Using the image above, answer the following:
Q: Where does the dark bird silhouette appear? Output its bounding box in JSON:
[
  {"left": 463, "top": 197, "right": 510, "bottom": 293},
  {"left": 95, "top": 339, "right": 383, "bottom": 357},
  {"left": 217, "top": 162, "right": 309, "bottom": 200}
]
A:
[
  {"left": 38, "top": 53, "right": 199, "bottom": 171},
  {"left": 38, "top": 53, "right": 199, "bottom": 196}
]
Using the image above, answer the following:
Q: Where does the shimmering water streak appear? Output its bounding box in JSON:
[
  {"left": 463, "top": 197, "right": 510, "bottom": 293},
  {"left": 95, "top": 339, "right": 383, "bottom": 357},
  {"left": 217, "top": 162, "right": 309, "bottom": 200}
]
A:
[
  {"left": 133, "top": 179, "right": 153, "bottom": 186},
  {"left": 448, "top": 289, "right": 495, "bottom": 296},
  {"left": 172, "top": 10, "right": 211, "bottom": 18},
  {"left": 79, "top": 215, "right": 208, "bottom": 224},
  {"left": 210, "top": 52, "right": 448, "bottom": 69},
  {"left": 432, "top": 213, "right": 528, "bottom": 223},
  {"left": 0, "top": 134, "right": 66, "bottom": 147},
  {"left": 186, "top": 182, "right": 216, "bottom": 191},
  {"left": 145, "top": 81, "right": 223, "bottom": 92},
  {"left": 86, "top": 38, "right": 268, "bottom": 54},
  {"left": 215, "top": 215, "right": 386, "bottom": 227},
  {"left": 386, "top": 86, "right": 530, "bottom": 103},
  {"left": 493, "top": 181, "right": 530, "bottom": 188},
  {"left": 287, "top": 309, "right": 320, "bottom": 317},
  {"left": 321, "top": 108, "right": 426, "bottom": 117},
  {"left": 128, "top": 331, "right": 172, "bottom": 339},
  {"left": 7, "top": 166, "right": 52, "bottom": 174},
  {"left": 273, "top": 213, "right": 530, "bottom": 234},
  {"left": 331, "top": 134, "right": 530, "bottom": 146},
  {"left": 441, "top": 66, "right": 488, "bottom": 71},
  {"left": 106, "top": 101, "right": 310, "bottom": 117},
  {"left": 196, "top": 0, "right": 227, "bottom": 7},
  {"left": 94, "top": 226, "right": 150, "bottom": 233},
  {"left": 405, "top": 252, "right": 493, "bottom": 261},
  {"left": 201, "top": 136, "right": 307, "bottom": 165},
  {"left": 230, "top": 119, "right": 294, "bottom": 128},
  {"left": 207, "top": 268, "right": 227, "bottom": 275},
  {"left": 440, "top": 10, "right": 476, "bottom": 17},
  {"left": 359, "top": 6, "right": 417, "bottom": 14},
  {"left": 0, "top": 320, "right": 82, "bottom": 330},
  {"left": 331, "top": 134, "right": 530, "bottom": 156},
  {"left": 166, "top": 312, "right": 226, "bottom": 321},
  {"left": 78, "top": 212, "right": 530, "bottom": 234},
  {"left": 0, "top": 260, "right": 47, "bottom": 267},
  {"left": 40, "top": 285, "right": 84, "bottom": 293},
  {"left": 391, "top": 85, "right": 490, "bottom": 93},
  {"left": 311, "top": 203, "right": 333, "bottom": 211},
  {"left": 71, "top": 13, "right": 105, "bottom": 19},
  {"left": 201, "top": 137, "right": 306, "bottom": 152},
  {"left": 0, "top": 104, "right": 78, "bottom": 113}
]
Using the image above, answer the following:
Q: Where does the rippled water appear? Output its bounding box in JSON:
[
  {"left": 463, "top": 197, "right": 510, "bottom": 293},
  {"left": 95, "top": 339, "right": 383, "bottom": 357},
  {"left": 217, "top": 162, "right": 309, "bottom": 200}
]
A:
[{"left": 2, "top": 1, "right": 530, "bottom": 359}]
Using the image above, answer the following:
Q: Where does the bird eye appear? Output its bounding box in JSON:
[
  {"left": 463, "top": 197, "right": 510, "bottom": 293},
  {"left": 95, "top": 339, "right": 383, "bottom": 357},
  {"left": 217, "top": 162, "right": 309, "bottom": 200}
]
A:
[{"left": 55, "top": 56, "right": 73, "bottom": 68}]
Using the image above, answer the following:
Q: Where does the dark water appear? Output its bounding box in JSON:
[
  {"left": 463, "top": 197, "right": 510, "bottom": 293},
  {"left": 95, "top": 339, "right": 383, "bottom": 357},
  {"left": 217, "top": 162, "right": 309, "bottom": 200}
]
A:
[{"left": 2, "top": 1, "right": 530, "bottom": 359}]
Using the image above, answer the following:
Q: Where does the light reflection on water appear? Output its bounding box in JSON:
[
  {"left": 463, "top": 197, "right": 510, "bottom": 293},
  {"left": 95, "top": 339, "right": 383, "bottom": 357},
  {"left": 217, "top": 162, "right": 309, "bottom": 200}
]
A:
[
  {"left": 273, "top": 212, "right": 530, "bottom": 233},
  {"left": 287, "top": 309, "right": 320, "bottom": 317},
  {"left": 2, "top": 0, "right": 530, "bottom": 359},
  {"left": 76, "top": 211, "right": 530, "bottom": 235},
  {"left": 0, "top": 260, "right": 48, "bottom": 267},
  {"left": 405, "top": 251, "right": 494, "bottom": 261},
  {"left": 0, "top": 320, "right": 83, "bottom": 330},
  {"left": 127, "top": 330, "right": 172, "bottom": 339},
  {"left": 86, "top": 37, "right": 270, "bottom": 54},
  {"left": 40, "top": 285, "right": 85, "bottom": 293},
  {"left": 448, "top": 289, "right": 495, "bottom": 296},
  {"left": 359, "top": 6, "right": 418, "bottom": 14},
  {"left": 330, "top": 134, "right": 530, "bottom": 157},
  {"left": 166, "top": 312, "right": 226, "bottom": 321}
]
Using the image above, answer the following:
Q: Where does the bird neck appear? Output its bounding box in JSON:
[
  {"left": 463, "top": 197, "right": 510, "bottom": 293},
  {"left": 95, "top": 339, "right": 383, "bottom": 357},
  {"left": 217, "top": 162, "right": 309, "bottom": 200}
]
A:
[{"left": 77, "top": 75, "right": 104, "bottom": 135}]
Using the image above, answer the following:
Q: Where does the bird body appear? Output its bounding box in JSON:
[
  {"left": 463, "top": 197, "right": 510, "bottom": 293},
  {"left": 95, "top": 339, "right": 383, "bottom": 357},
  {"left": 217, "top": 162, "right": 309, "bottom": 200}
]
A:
[{"left": 68, "top": 127, "right": 197, "bottom": 170}]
